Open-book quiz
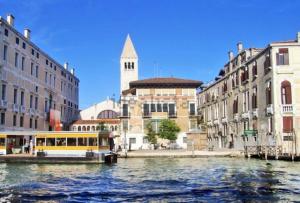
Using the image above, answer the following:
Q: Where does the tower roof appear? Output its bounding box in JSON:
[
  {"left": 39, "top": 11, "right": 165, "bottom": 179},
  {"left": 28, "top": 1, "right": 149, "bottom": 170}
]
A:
[{"left": 121, "top": 34, "right": 138, "bottom": 58}]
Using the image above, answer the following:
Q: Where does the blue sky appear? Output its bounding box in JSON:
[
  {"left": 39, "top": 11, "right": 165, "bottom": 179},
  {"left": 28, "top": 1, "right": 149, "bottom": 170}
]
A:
[{"left": 1, "top": 0, "right": 299, "bottom": 109}]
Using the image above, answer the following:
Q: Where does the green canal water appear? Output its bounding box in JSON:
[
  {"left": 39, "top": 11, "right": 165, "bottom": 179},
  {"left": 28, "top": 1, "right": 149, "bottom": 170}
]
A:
[{"left": 0, "top": 157, "right": 300, "bottom": 202}]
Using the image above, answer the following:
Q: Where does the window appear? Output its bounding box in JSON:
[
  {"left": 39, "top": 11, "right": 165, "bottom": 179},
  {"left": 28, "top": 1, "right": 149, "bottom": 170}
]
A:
[
  {"left": 35, "top": 97, "right": 38, "bottom": 110},
  {"left": 129, "top": 138, "right": 136, "bottom": 144},
  {"left": 281, "top": 81, "right": 292, "bottom": 104},
  {"left": 190, "top": 120, "right": 197, "bottom": 130},
  {"left": 151, "top": 104, "right": 156, "bottom": 112},
  {"left": 45, "top": 72, "right": 48, "bottom": 83},
  {"left": 34, "top": 119, "right": 38, "bottom": 129},
  {"left": 78, "top": 138, "right": 87, "bottom": 146},
  {"left": 56, "top": 138, "right": 66, "bottom": 146},
  {"left": 233, "top": 97, "right": 238, "bottom": 114},
  {"left": 13, "top": 115, "right": 17, "bottom": 126},
  {"left": 13, "top": 89, "right": 17, "bottom": 104},
  {"left": 122, "top": 104, "right": 128, "bottom": 116},
  {"left": 143, "top": 103, "right": 150, "bottom": 116},
  {"left": 143, "top": 137, "right": 148, "bottom": 144},
  {"left": 30, "top": 95, "right": 33, "bottom": 108},
  {"left": 283, "top": 116, "right": 293, "bottom": 133},
  {"left": 163, "top": 103, "right": 168, "bottom": 112},
  {"left": 36, "top": 52, "right": 39, "bottom": 58},
  {"left": 88, "top": 138, "right": 97, "bottom": 146},
  {"left": 1, "top": 113, "right": 5, "bottom": 125},
  {"left": 20, "top": 116, "right": 24, "bottom": 127},
  {"left": 252, "top": 87, "right": 257, "bottom": 109},
  {"left": 264, "top": 52, "right": 271, "bottom": 74},
  {"left": 15, "top": 52, "right": 19, "bottom": 67},
  {"left": 46, "top": 138, "right": 55, "bottom": 146},
  {"left": 122, "top": 119, "right": 129, "bottom": 131},
  {"left": 31, "top": 63, "right": 34, "bottom": 75},
  {"left": 157, "top": 103, "right": 162, "bottom": 112},
  {"left": 67, "top": 138, "right": 77, "bottom": 146},
  {"left": 0, "top": 138, "right": 5, "bottom": 146},
  {"left": 3, "top": 45, "right": 7, "bottom": 61},
  {"left": 1, "top": 84, "right": 6, "bottom": 100},
  {"left": 35, "top": 66, "right": 39, "bottom": 78},
  {"left": 4, "top": 29, "right": 8, "bottom": 36},
  {"left": 46, "top": 59, "right": 49, "bottom": 65},
  {"left": 22, "top": 42, "right": 26, "bottom": 49},
  {"left": 37, "top": 138, "right": 45, "bottom": 146},
  {"left": 268, "top": 117, "right": 273, "bottom": 133},
  {"left": 189, "top": 103, "right": 195, "bottom": 115},
  {"left": 276, "top": 48, "right": 289, "bottom": 65},
  {"left": 131, "top": 62, "right": 134, "bottom": 69},
  {"left": 20, "top": 91, "right": 24, "bottom": 106},
  {"left": 16, "top": 37, "right": 19, "bottom": 45},
  {"left": 252, "top": 61, "right": 257, "bottom": 79},
  {"left": 169, "top": 103, "right": 175, "bottom": 116},
  {"left": 243, "top": 91, "right": 249, "bottom": 112},
  {"left": 31, "top": 49, "right": 34, "bottom": 56},
  {"left": 29, "top": 118, "right": 32, "bottom": 128},
  {"left": 21, "top": 57, "right": 25, "bottom": 71},
  {"left": 266, "top": 81, "right": 272, "bottom": 105}
]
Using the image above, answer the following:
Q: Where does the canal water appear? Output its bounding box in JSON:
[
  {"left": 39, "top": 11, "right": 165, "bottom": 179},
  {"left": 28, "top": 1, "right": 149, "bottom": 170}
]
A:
[{"left": 0, "top": 158, "right": 300, "bottom": 202}]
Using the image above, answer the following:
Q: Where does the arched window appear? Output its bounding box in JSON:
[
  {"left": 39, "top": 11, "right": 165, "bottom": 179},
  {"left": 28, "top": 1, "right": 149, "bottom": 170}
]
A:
[
  {"left": 110, "top": 126, "right": 114, "bottom": 131},
  {"left": 131, "top": 62, "right": 134, "bottom": 69},
  {"left": 82, "top": 126, "right": 86, "bottom": 131},
  {"left": 78, "top": 126, "right": 81, "bottom": 131},
  {"left": 96, "top": 126, "right": 100, "bottom": 131},
  {"left": 281, "top": 80, "right": 292, "bottom": 104},
  {"left": 115, "top": 126, "right": 118, "bottom": 131},
  {"left": 97, "top": 110, "right": 118, "bottom": 119},
  {"left": 73, "top": 126, "right": 77, "bottom": 131},
  {"left": 92, "top": 126, "right": 95, "bottom": 131},
  {"left": 87, "top": 126, "right": 90, "bottom": 131},
  {"left": 124, "top": 62, "right": 127, "bottom": 69}
]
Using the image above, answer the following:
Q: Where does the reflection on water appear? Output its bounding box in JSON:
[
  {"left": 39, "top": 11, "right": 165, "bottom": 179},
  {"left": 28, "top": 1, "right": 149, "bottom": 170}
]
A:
[{"left": 0, "top": 158, "right": 300, "bottom": 202}]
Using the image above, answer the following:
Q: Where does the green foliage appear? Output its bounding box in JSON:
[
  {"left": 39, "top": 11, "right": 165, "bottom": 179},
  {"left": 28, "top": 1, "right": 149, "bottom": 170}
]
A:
[
  {"left": 145, "top": 122, "right": 157, "bottom": 144},
  {"left": 158, "top": 119, "right": 180, "bottom": 141}
]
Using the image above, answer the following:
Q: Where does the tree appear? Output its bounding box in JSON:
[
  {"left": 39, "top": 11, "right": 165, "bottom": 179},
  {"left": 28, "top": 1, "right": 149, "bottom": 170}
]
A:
[
  {"left": 158, "top": 119, "right": 180, "bottom": 141},
  {"left": 145, "top": 122, "right": 157, "bottom": 144}
]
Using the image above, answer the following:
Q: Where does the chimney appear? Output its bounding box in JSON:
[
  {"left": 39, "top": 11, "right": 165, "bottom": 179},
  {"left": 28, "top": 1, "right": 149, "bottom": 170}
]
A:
[
  {"left": 24, "top": 28, "right": 31, "bottom": 40},
  {"left": 70, "top": 68, "right": 75, "bottom": 75},
  {"left": 6, "top": 14, "right": 15, "bottom": 26},
  {"left": 64, "top": 62, "right": 68, "bottom": 70},
  {"left": 237, "top": 42, "right": 243, "bottom": 53},
  {"left": 228, "top": 51, "right": 234, "bottom": 61},
  {"left": 297, "top": 32, "right": 300, "bottom": 43}
]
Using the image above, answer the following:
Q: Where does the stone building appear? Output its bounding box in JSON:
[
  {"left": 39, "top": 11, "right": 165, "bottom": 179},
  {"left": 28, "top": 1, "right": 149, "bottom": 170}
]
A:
[
  {"left": 0, "top": 14, "right": 79, "bottom": 131},
  {"left": 119, "top": 35, "right": 202, "bottom": 150},
  {"left": 198, "top": 32, "right": 300, "bottom": 155}
]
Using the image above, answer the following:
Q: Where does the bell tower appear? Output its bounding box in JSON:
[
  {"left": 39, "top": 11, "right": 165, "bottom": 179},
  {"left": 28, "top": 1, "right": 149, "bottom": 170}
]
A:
[{"left": 120, "top": 34, "right": 138, "bottom": 94}]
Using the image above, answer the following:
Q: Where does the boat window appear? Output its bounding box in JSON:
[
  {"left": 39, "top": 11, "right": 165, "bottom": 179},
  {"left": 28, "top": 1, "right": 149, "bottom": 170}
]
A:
[
  {"left": 36, "top": 138, "right": 45, "bottom": 146},
  {"left": 46, "top": 138, "right": 55, "bottom": 146},
  {"left": 67, "top": 138, "right": 77, "bottom": 146},
  {"left": 0, "top": 138, "right": 5, "bottom": 146},
  {"left": 56, "top": 138, "right": 66, "bottom": 146},
  {"left": 78, "top": 138, "right": 87, "bottom": 146},
  {"left": 88, "top": 138, "right": 97, "bottom": 146}
]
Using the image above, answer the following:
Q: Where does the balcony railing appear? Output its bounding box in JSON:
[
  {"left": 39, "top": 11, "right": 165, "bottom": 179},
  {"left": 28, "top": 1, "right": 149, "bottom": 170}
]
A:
[
  {"left": 221, "top": 116, "right": 227, "bottom": 124},
  {"left": 0, "top": 100, "right": 8, "bottom": 109},
  {"left": 12, "top": 104, "right": 19, "bottom": 113},
  {"left": 266, "top": 104, "right": 274, "bottom": 116},
  {"left": 241, "top": 111, "right": 250, "bottom": 120},
  {"left": 20, "top": 105, "right": 26, "bottom": 113},
  {"left": 282, "top": 104, "right": 293, "bottom": 114},
  {"left": 252, "top": 108, "right": 258, "bottom": 118}
]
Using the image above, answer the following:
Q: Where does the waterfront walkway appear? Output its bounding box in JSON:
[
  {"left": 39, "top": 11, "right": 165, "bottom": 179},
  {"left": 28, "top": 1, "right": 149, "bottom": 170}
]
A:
[{"left": 118, "top": 149, "right": 244, "bottom": 158}]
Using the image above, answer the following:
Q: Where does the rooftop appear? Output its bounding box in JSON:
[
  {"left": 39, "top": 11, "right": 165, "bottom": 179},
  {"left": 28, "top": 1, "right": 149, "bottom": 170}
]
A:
[{"left": 129, "top": 77, "right": 202, "bottom": 88}]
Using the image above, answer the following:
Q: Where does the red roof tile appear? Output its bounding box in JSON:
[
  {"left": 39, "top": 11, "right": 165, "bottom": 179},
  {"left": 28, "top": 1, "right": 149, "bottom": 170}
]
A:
[{"left": 72, "top": 119, "right": 120, "bottom": 125}]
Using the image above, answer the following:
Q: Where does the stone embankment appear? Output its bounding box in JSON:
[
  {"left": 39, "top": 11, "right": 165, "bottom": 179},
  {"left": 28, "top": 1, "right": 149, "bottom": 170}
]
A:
[{"left": 118, "top": 149, "right": 244, "bottom": 158}]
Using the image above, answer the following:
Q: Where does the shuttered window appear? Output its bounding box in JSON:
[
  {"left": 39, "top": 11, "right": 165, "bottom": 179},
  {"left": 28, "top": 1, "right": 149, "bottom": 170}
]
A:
[
  {"left": 283, "top": 116, "right": 293, "bottom": 133},
  {"left": 281, "top": 80, "right": 292, "bottom": 104},
  {"left": 276, "top": 48, "right": 289, "bottom": 65}
]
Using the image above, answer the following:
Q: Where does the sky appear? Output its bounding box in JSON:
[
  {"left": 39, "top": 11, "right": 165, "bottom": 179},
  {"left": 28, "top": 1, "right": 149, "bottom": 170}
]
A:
[{"left": 1, "top": 0, "right": 300, "bottom": 109}]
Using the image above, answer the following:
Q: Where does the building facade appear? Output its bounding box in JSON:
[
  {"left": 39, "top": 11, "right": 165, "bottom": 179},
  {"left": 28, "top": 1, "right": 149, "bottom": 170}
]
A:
[
  {"left": 119, "top": 35, "right": 202, "bottom": 150},
  {"left": 198, "top": 32, "right": 300, "bottom": 155},
  {"left": 0, "top": 14, "right": 79, "bottom": 131}
]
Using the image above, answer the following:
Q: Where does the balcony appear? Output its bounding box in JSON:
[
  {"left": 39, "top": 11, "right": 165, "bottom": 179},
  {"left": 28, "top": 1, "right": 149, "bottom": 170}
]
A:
[
  {"left": 12, "top": 104, "right": 19, "bottom": 113},
  {"left": 221, "top": 116, "right": 227, "bottom": 124},
  {"left": 252, "top": 108, "right": 258, "bottom": 119},
  {"left": 0, "top": 100, "right": 8, "bottom": 109},
  {"left": 19, "top": 105, "right": 26, "bottom": 114},
  {"left": 213, "top": 118, "right": 219, "bottom": 126},
  {"left": 143, "top": 112, "right": 152, "bottom": 118},
  {"left": 266, "top": 104, "right": 274, "bottom": 116},
  {"left": 282, "top": 104, "right": 293, "bottom": 114},
  {"left": 241, "top": 111, "right": 250, "bottom": 120},
  {"left": 29, "top": 108, "right": 35, "bottom": 116},
  {"left": 168, "top": 112, "right": 177, "bottom": 118},
  {"left": 233, "top": 114, "right": 239, "bottom": 122}
]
